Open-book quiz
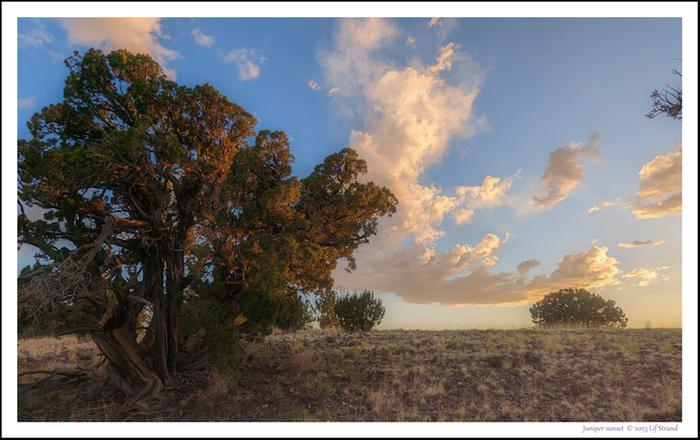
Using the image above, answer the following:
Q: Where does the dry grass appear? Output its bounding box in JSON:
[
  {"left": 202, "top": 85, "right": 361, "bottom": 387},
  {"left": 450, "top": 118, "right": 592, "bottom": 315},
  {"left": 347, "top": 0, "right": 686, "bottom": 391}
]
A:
[
  {"left": 18, "top": 335, "right": 98, "bottom": 380},
  {"left": 18, "top": 328, "right": 682, "bottom": 422}
]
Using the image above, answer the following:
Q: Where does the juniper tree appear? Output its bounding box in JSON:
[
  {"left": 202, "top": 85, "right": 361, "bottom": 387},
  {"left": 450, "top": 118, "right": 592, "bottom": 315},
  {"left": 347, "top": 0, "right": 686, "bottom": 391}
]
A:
[
  {"left": 529, "top": 288, "right": 628, "bottom": 328},
  {"left": 18, "top": 49, "right": 397, "bottom": 401}
]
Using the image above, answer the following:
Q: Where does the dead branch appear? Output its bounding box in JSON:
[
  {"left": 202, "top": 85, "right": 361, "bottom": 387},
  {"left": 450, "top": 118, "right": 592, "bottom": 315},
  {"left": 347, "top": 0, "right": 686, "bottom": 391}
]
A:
[{"left": 19, "top": 217, "right": 117, "bottom": 325}]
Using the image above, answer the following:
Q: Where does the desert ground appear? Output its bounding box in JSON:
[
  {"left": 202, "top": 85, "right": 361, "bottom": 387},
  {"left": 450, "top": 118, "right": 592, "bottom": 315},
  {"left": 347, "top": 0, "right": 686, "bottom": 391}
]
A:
[{"left": 18, "top": 328, "right": 681, "bottom": 422}]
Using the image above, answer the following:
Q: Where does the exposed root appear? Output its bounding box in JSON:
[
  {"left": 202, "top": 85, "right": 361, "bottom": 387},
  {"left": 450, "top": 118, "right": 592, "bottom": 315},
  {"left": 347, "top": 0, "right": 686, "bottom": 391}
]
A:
[{"left": 18, "top": 368, "right": 91, "bottom": 395}]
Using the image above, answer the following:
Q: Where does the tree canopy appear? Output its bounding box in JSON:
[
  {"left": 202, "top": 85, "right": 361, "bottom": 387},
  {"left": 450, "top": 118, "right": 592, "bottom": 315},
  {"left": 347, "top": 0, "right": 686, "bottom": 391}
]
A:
[
  {"left": 529, "top": 288, "right": 628, "bottom": 328},
  {"left": 18, "top": 49, "right": 397, "bottom": 401}
]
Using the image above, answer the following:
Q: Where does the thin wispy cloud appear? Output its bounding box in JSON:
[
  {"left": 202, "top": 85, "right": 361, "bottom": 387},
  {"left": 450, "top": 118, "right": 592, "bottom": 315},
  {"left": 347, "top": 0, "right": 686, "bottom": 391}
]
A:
[
  {"left": 220, "top": 48, "right": 265, "bottom": 81},
  {"left": 621, "top": 266, "right": 671, "bottom": 287},
  {"left": 19, "top": 20, "right": 54, "bottom": 48},
  {"left": 307, "top": 80, "right": 322, "bottom": 91},
  {"left": 189, "top": 27, "right": 264, "bottom": 81},
  {"left": 618, "top": 239, "right": 665, "bottom": 249},
  {"left": 588, "top": 197, "right": 624, "bottom": 214},
  {"left": 427, "top": 17, "right": 458, "bottom": 40},
  {"left": 191, "top": 28, "right": 215, "bottom": 48},
  {"left": 18, "top": 97, "right": 36, "bottom": 109}
]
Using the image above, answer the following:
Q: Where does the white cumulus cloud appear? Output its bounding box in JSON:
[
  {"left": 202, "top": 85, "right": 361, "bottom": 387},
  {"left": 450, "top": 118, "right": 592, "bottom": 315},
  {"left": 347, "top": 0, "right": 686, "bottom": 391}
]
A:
[
  {"left": 320, "top": 20, "right": 640, "bottom": 308},
  {"left": 453, "top": 208, "right": 475, "bottom": 225},
  {"left": 321, "top": 20, "right": 482, "bottom": 245},
  {"left": 451, "top": 174, "right": 518, "bottom": 225},
  {"left": 59, "top": 18, "right": 178, "bottom": 78}
]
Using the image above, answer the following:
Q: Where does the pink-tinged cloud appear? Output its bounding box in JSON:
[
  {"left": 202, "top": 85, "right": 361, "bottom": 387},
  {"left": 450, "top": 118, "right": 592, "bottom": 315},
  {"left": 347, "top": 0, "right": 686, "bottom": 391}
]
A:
[
  {"left": 633, "top": 146, "right": 682, "bottom": 219},
  {"left": 336, "top": 241, "right": 625, "bottom": 307},
  {"left": 618, "top": 239, "right": 665, "bottom": 249},
  {"left": 533, "top": 133, "right": 601, "bottom": 208},
  {"left": 59, "top": 18, "right": 178, "bottom": 78}
]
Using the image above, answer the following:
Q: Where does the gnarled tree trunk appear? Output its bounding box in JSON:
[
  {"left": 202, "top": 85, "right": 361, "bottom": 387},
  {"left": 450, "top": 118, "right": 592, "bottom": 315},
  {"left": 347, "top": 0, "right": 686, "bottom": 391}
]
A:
[{"left": 88, "top": 244, "right": 188, "bottom": 402}]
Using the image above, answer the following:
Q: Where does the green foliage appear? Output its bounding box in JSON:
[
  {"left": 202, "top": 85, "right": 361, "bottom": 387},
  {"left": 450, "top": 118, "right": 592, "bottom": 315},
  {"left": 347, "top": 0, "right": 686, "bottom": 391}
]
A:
[
  {"left": 238, "top": 288, "right": 281, "bottom": 338},
  {"left": 238, "top": 289, "right": 312, "bottom": 337},
  {"left": 315, "top": 289, "right": 340, "bottom": 329},
  {"left": 179, "top": 281, "right": 311, "bottom": 382},
  {"left": 529, "top": 288, "right": 628, "bottom": 328},
  {"left": 178, "top": 283, "right": 244, "bottom": 385},
  {"left": 275, "top": 294, "right": 314, "bottom": 333},
  {"left": 334, "top": 290, "right": 385, "bottom": 332}
]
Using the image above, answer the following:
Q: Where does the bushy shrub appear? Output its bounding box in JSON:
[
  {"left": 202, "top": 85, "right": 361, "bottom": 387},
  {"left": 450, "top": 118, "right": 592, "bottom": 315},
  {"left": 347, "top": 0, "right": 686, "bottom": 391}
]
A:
[
  {"left": 237, "top": 288, "right": 313, "bottom": 336},
  {"left": 178, "top": 283, "right": 244, "bottom": 385},
  {"left": 237, "top": 288, "right": 280, "bottom": 338},
  {"left": 314, "top": 289, "right": 340, "bottom": 329},
  {"left": 334, "top": 290, "right": 385, "bottom": 332},
  {"left": 529, "top": 288, "right": 628, "bottom": 328},
  {"left": 275, "top": 294, "right": 314, "bottom": 332},
  {"left": 180, "top": 282, "right": 313, "bottom": 385}
]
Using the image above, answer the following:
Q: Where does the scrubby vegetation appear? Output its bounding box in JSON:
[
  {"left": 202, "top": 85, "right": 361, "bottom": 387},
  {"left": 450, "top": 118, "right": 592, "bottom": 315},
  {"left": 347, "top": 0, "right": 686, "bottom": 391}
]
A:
[{"left": 18, "top": 329, "right": 682, "bottom": 422}]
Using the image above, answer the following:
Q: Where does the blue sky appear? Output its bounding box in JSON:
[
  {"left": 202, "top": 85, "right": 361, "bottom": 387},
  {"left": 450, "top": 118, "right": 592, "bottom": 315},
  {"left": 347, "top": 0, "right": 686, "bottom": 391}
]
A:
[{"left": 18, "top": 17, "right": 682, "bottom": 328}]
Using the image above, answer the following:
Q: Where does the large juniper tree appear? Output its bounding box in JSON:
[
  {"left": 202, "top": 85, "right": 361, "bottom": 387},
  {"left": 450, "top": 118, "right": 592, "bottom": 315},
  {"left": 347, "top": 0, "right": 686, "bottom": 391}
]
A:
[{"left": 18, "top": 49, "right": 397, "bottom": 401}]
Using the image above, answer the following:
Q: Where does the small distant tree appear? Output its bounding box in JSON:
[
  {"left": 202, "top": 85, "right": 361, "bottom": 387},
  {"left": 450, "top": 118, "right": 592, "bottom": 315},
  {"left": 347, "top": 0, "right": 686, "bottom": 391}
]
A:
[
  {"left": 315, "top": 289, "right": 339, "bottom": 329},
  {"left": 529, "top": 288, "right": 628, "bottom": 328},
  {"left": 334, "top": 290, "right": 385, "bottom": 332},
  {"left": 646, "top": 69, "right": 682, "bottom": 120}
]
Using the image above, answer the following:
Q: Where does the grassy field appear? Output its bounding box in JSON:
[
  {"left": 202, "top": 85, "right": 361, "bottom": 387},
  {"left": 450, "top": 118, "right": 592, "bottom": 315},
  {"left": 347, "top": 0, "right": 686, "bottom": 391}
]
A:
[{"left": 18, "top": 328, "right": 682, "bottom": 422}]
